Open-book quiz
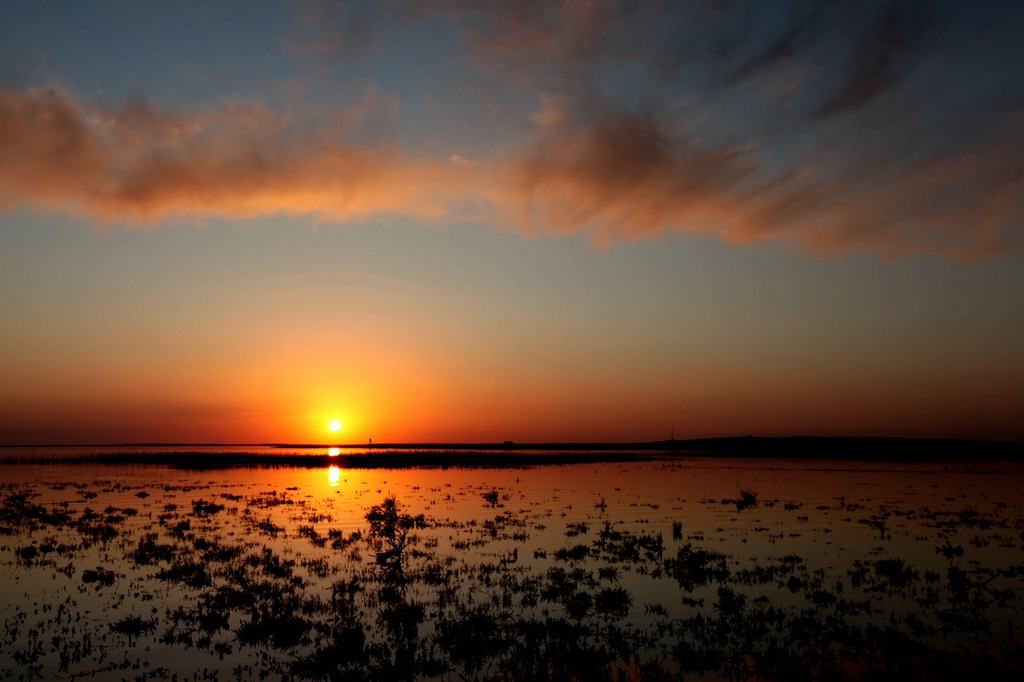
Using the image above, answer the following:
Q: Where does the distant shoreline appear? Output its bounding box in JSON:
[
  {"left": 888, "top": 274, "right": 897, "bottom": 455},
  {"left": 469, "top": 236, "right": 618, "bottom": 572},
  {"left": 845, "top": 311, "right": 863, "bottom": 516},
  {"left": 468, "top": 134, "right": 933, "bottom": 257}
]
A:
[
  {"left": 269, "top": 435, "right": 1023, "bottom": 457},
  {"left": 1, "top": 436, "right": 1019, "bottom": 468}
]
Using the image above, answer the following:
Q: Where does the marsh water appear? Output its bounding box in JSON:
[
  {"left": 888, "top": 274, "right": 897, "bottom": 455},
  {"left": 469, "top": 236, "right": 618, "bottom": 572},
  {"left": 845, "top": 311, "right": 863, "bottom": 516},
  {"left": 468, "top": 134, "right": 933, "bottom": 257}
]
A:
[{"left": 2, "top": 449, "right": 1023, "bottom": 681}]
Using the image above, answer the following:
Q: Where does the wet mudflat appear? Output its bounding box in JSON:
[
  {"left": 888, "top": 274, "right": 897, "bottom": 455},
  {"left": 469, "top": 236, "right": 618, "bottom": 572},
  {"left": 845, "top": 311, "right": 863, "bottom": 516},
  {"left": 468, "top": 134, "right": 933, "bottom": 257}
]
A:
[{"left": 2, "top": 456, "right": 1024, "bottom": 681}]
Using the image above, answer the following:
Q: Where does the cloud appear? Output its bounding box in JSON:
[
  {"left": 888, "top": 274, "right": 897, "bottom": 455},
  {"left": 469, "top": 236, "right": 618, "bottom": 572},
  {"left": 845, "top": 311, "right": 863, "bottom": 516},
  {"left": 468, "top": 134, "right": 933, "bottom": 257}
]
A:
[
  {"left": 505, "top": 100, "right": 1024, "bottom": 258},
  {"left": 812, "top": 0, "right": 940, "bottom": 119},
  {"left": 449, "top": 154, "right": 479, "bottom": 166},
  {"left": 723, "top": 4, "right": 826, "bottom": 86},
  {"left": 284, "top": 2, "right": 1015, "bottom": 122},
  {"left": 286, "top": 0, "right": 432, "bottom": 59},
  {"left": 506, "top": 111, "right": 756, "bottom": 243},
  {"left": 454, "top": 0, "right": 622, "bottom": 66},
  {"left": 1, "top": 86, "right": 1022, "bottom": 259},
  {"left": 740, "top": 133, "right": 1024, "bottom": 259},
  {"left": 0, "top": 87, "right": 484, "bottom": 224},
  {"left": 286, "top": 1, "right": 655, "bottom": 87},
  {"left": 529, "top": 93, "right": 569, "bottom": 130}
]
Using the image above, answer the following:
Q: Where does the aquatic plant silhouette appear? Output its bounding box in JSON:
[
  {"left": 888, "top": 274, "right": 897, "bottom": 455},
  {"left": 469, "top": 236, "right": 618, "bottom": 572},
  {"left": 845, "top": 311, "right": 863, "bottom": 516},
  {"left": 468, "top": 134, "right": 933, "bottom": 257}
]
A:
[
  {"left": 110, "top": 615, "right": 156, "bottom": 646},
  {"left": 365, "top": 495, "right": 425, "bottom": 568},
  {"left": 731, "top": 489, "right": 758, "bottom": 511},
  {"left": 665, "top": 543, "right": 729, "bottom": 591},
  {"left": 81, "top": 566, "right": 119, "bottom": 587},
  {"left": 3, "top": 469, "right": 1024, "bottom": 681}
]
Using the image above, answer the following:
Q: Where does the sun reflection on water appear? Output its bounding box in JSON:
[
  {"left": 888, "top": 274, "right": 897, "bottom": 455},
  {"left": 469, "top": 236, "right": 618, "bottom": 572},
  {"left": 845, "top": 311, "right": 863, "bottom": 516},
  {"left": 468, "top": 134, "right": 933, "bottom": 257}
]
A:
[
  {"left": 328, "top": 466, "right": 340, "bottom": 486},
  {"left": 328, "top": 447, "right": 340, "bottom": 456}
]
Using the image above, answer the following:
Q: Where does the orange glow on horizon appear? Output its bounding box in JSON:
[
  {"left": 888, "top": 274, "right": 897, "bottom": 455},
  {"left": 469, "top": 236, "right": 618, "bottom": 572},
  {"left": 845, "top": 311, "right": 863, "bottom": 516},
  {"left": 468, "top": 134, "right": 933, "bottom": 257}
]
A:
[{"left": 3, "top": 330, "right": 1021, "bottom": 445}]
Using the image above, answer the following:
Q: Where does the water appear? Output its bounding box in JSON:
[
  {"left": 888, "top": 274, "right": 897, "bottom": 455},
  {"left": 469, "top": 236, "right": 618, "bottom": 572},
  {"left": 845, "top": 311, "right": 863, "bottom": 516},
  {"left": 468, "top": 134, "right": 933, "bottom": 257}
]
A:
[{"left": 2, "top": 450, "right": 1023, "bottom": 680}]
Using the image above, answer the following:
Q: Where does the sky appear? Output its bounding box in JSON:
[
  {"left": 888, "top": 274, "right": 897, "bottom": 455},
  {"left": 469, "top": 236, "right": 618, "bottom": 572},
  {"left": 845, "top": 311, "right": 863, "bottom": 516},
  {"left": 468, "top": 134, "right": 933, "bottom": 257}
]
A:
[{"left": 1, "top": 0, "right": 1022, "bottom": 445}]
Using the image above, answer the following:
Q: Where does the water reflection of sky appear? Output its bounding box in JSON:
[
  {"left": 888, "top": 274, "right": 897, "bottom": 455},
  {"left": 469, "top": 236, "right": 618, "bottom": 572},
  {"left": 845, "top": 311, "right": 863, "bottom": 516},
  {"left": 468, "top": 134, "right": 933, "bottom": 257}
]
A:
[{"left": 4, "top": 458, "right": 1024, "bottom": 680}]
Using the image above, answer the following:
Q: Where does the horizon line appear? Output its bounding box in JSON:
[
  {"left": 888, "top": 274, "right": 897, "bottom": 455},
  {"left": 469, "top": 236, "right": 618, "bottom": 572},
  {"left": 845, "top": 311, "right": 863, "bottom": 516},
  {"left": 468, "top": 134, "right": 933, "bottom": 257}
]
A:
[{"left": 2, "top": 435, "right": 1021, "bottom": 448}]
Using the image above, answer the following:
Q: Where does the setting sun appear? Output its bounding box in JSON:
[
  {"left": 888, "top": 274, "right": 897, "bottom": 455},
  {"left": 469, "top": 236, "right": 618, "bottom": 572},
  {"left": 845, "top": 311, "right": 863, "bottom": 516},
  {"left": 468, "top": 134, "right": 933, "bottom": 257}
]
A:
[{"left": 328, "top": 420, "right": 341, "bottom": 432}]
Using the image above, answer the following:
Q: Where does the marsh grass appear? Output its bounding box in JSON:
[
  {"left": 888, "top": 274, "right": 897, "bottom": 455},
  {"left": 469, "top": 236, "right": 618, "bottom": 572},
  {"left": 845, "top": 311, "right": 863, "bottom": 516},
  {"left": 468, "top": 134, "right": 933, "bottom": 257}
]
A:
[{"left": 2, "top": 463, "right": 1024, "bottom": 681}]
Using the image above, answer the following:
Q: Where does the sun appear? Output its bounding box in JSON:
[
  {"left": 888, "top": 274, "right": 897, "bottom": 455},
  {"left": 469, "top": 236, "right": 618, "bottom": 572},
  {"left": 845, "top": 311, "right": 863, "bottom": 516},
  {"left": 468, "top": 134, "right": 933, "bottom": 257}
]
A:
[{"left": 328, "top": 419, "right": 341, "bottom": 432}]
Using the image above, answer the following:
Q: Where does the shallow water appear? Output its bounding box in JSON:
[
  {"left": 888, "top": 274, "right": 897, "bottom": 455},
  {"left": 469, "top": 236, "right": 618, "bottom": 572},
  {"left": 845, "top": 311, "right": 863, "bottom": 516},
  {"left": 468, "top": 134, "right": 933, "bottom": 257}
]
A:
[{"left": 2, "top": 454, "right": 1023, "bottom": 680}]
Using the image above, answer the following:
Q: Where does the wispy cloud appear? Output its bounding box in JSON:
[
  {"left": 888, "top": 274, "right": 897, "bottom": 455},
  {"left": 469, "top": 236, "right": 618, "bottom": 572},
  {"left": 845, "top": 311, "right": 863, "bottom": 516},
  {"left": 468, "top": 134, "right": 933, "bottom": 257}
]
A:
[
  {"left": 1, "top": 85, "right": 1022, "bottom": 258},
  {"left": 811, "top": 0, "right": 940, "bottom": 119},
  {"left": 2, "top": 1, "right": 1023, "bottom": 258},
  {"left": 504, "top": 97, "right": 1024, "bottom": 258},
  {"left": 449, "top": 154, "right": 479, "bottom": 166},
  {"left": 0, "top": 87, "right": 484, "bottom": 224},
  {"left": 506, "top": 110, "right": 756, "bottom": 244},
  {"left": 733, "top": 132, "right": 1024, "bottom": 259}
]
